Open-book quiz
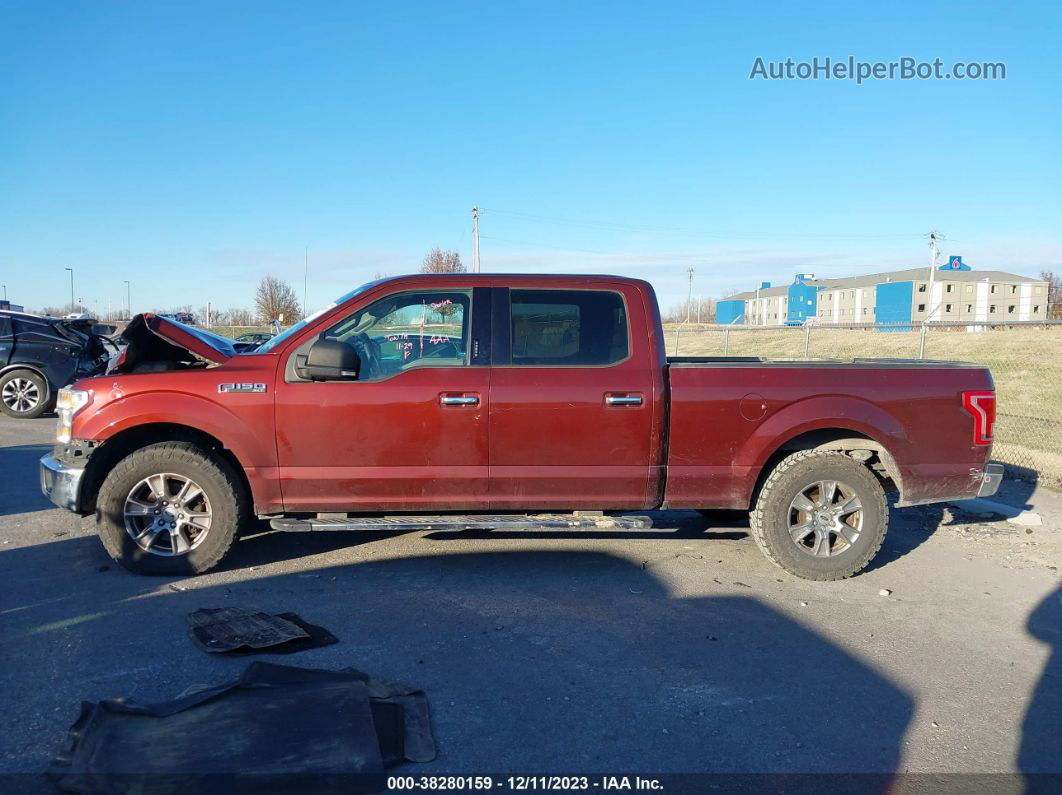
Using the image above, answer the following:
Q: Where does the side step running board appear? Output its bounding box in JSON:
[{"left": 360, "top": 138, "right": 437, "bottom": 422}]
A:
[{"left": 270, "top": 514, "right": 654, "bottom": 533}]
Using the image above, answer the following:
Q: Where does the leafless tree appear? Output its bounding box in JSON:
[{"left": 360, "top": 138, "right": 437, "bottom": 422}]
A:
[
  {"left": 228, "top": 307, "right": 256, "bottom": 326},
  {"left": 255, "top": 276, "right": 301, "bottom": 324},
  {"left": 1040, "top": 271, "right": 1062, "bottom": 319},
  {"left": 420, "top": 248, "right": 465, "bottom": 274},
  {"left": 663, "top": 296, "right": 717, "bottom": 324}
]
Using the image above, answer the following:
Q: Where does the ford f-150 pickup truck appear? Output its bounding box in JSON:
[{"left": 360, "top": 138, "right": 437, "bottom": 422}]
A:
[{"left": 40, "top": 274, "right": 1002, "bottom": 580}]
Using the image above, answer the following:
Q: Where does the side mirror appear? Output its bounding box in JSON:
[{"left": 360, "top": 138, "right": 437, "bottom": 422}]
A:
[{"left": 297, "top": 337, "right": 360, "bottom": 381}]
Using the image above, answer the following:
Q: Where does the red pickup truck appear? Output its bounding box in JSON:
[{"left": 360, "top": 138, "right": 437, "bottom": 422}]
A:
[{"left": 40, "top": 274, "right": 1002, "bottom": 580}]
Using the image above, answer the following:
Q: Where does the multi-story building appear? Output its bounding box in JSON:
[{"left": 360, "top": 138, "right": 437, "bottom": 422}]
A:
[{"left": 715, "top": 257, "right": 1049, "bottom": 327}]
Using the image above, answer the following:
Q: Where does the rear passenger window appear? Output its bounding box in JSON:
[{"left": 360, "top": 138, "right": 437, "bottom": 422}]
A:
[{"left": 510, "top": 290, "right": 628, "bottom": 366}]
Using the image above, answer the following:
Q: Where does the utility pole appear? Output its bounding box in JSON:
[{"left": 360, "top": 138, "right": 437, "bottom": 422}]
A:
[
  {"left": 685, "top": 266, "right": 695, "bottom": 323},
  {"left": 303, "top": 246, "right": 309, "bottom": 318},
  {"left": 124, "top": 280, "right": 130, "bottom": 319},
  {"left": 472, "top": 207, "right": 481, "bottom": 273},
  {"left": 65, "top": 268, "right": 74, "bottom": 313},
  {"left": 927, "top": 230, "right": 943, "bottom": 323}
]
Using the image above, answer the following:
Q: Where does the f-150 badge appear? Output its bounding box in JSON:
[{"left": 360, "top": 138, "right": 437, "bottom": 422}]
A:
[{"left": 218, "top": 383, "right": 267, "bottom": 393}]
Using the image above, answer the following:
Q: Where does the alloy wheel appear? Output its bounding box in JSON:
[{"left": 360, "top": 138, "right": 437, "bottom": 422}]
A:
[
  {"left": 123, "top": 473, "right": 212, "bottom": 556},
  {"left": 1, "top": 378, "right": 41, "bottom": 413},
  {"left": 787, "top": 479, "right": 863, "bottom": 558}
]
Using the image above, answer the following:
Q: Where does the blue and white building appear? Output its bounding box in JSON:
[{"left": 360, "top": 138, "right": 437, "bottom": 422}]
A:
[{"left": 717, "top": 257, "right": 1049, "bottom": 327}]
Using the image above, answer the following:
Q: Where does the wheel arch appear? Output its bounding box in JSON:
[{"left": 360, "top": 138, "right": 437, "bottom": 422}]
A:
[
  {"left": 748, "top": 427, "right": 905, "bottom": 510},
  {"left": 81, "top": 422, "right": 253, "bottom": 515}
]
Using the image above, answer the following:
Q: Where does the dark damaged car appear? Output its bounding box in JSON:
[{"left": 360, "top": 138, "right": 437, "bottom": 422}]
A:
[{"left": 0, "top": 311, "right": 116, "bottom": 419}]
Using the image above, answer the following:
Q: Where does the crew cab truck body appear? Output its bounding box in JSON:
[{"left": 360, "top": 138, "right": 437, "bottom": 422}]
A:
[{"left": 40, "top": 274, "right": 1002, "bottom": 580}]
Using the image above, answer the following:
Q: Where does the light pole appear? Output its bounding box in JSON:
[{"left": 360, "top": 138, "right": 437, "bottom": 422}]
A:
[
  {"left": 686, "top": 266, "right": 695, "bottom": 324},
  {"left": 2, "top": 284, "right": 6, "bottom": 301},
  {"left": 124, "top": 280, "right": 130, "bottom": 319},
  {"left": 65, "top": 268, "right": 74, "bottom": 313},
  {"left": 472, "top": 207, "right": 481, "bottom": 273}
]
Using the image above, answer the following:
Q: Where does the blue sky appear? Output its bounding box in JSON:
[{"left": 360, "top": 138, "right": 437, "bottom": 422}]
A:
[{"left": 1, "top": 0, "right": 1060, "bottom": 315}]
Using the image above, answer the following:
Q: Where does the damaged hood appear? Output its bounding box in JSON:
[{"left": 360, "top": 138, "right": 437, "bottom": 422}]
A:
[{"left": 114, "top": 313, "right": 236, "bottom": 371}]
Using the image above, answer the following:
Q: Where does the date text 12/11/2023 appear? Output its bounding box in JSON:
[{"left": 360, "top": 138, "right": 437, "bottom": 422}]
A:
[{"left": 386, "top": 776, "right": 664, "bottom": 791}]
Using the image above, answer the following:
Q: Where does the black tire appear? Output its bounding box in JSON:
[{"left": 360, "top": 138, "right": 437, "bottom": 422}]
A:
[
  {"left": 0, "top": 369, "right": 52, "bottom": 419},
  {"left": 750, "top": 450, "right": 888, "bottom": 581},
  {"left": 95, "top": 442, "right": 248, "bottom": 576}
]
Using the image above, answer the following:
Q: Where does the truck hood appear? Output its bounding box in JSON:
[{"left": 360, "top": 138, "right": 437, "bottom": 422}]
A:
[{"left": 111, "top": 313, "right": 235, "bottom": 372}]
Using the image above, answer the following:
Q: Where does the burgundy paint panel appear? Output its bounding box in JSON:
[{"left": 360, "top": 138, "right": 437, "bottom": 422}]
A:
[
  {"left": 72, "top": 356, "right": 283, "bottom": 512},
  {"left": 663, "top": 363, "right": 994, "bottom": 509},
  {"left": 273, "top": 367, "right": 490, "bottom": 512},
  {"left": 487, "top": 281, "right": 661, "bottom": 510}
]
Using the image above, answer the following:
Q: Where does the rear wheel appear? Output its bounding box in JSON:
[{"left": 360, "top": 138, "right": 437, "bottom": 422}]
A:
[
  {"left": 750, "top": 450, "right": 888, "bottom": 580},
  {"left": 0, "top": 369, "right": 51, "bottom": 419},
  {"left": 96, "top": 442, "right": 248, "bottom": 575}
]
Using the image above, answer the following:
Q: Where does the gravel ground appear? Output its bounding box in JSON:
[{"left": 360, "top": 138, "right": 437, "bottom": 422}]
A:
[{"left": 1, "top": 415, "right": 1059, "bottom": 787}]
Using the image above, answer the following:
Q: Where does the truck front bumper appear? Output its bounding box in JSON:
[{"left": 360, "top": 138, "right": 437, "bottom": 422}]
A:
[
  {"left": 976, "top": 462, "right": 1004, "bottom": 498},
  {"left": 40, "top": 454, "right": 86, "bottom": 513}
]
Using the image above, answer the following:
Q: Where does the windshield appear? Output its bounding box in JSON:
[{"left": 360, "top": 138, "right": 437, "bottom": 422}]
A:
[{"left": 252, "top": 280, "right": 383, "bottom": 354}]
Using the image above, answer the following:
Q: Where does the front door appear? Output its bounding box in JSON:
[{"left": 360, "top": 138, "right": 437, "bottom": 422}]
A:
[
  {"left": 487, "top": 285, "right": 658, "bottom": 510},
  {"left": 274, "top": 286, "right": 490, "bottom": 512}
]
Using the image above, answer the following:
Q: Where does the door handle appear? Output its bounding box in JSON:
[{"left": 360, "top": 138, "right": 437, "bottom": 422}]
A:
[
  {"left": 605, "top": 394, "right": 643, "bottom": 406},
  {"left": 440, "top": 394, "right": 480, "bottom": 406}
]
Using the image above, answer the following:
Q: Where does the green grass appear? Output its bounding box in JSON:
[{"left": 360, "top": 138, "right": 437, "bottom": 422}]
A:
[{"left": 208, "top": 325, "right": 276, "bottom": 339}]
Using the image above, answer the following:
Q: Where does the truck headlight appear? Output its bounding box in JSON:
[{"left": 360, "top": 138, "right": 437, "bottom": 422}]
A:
[{"left": 56, "top": 388, "right": 90, "bottom": 444}]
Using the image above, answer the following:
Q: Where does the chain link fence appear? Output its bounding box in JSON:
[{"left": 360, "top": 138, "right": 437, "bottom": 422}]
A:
[{"left": 665, "top": 320, "right": 1062, "bottom": 487}]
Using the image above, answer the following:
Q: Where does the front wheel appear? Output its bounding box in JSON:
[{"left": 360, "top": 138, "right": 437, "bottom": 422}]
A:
[
  {"left": 96, "top": 442, "right": 248, "bottom": 575},
  {"left": 0, "top": 369, "right": 51, "bottom": 419},
  {"left": 749, "top": 450, "right": 888, "bottom": 581}
]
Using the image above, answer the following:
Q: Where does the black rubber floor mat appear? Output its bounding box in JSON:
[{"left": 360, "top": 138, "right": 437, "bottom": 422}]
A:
[
  {"left": 48, "top": 662, "right": 393, "bottom": 793},
  {"left": 187, "top": 607, "right": 338, "bottom": 654}
]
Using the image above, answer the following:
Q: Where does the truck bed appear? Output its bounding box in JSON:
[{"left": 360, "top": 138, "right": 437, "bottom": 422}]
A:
[
  {"left": 662, "top": 357, "right": 994, "bottom": 509},
  {"left": 667, "top": 356, "right": 986, "bottom": 368}
]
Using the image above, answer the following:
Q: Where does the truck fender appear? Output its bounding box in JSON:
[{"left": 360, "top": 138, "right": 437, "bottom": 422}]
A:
[
  {"left": 75, "top": 391, "right": 281, "bottom": 510},
  {"left": 737, "top": 394, "right": 910, "bottom": 491}
]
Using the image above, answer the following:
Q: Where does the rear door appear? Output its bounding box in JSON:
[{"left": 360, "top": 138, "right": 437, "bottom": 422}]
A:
[
  {"left": 488, "top": 285, "right": 656, "bottom": 510},
  {"left": 274, "top": 286, "right": 492, "bottom": 512}
]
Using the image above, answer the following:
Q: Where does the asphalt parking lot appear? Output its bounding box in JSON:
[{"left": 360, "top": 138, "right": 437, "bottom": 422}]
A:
[{"left": 1, "top": 415, "right": 1060, "bottom": 785}]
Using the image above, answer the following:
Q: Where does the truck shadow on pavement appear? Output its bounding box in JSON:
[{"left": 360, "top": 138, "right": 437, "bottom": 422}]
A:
[
  {"left": 230, "top": 498, "right": 986, "bottom": 577},
  {"left": 865, "top": 470, "right": 1039, "bottom": 574},
  {"left": 1020, "top": 585, "right": 1062, "bottom": 783},
  {"left": 0, "top": 534, "right": 924, "bottom": 784},
  {"left": 0, "top": 443, "right": 53, "bottom": 517}
]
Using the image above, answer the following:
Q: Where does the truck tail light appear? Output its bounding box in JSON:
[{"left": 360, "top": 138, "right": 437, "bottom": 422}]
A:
[{"left": 962, "top": 390, "right": 996, "bottom": 446}]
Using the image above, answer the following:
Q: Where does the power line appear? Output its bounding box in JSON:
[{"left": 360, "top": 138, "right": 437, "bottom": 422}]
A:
[
  {"left": 478, "top": 206, "right": 921, "bottom": 241},
  {"left": 478, "top": 234, "right": 621, "bottom": 256}
]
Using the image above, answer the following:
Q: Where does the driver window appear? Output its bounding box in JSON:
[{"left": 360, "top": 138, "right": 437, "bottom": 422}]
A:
[{"left": 322, "top": 290, "right": 471, "bottom": 381}]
